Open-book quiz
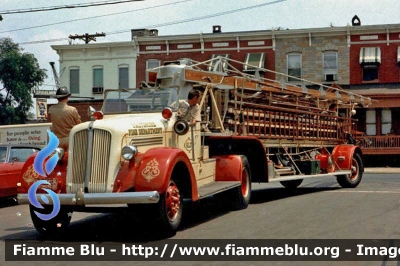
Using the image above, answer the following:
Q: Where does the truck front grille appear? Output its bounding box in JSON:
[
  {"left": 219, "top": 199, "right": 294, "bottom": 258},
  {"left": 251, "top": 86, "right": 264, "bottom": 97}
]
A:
[{"left": 70, "top": 129, "right": 111, "bottom": 193}]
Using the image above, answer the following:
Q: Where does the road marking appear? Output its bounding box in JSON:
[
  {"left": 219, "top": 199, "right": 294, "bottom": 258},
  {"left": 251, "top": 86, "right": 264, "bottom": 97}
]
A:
[{"left": 328, "top": 190, "right": 400, "bottom": 194}]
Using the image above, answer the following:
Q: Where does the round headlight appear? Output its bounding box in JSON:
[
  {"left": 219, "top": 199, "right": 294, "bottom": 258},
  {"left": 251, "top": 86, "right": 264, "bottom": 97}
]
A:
[{"left": 121, "top": 145, "right": 138, "bottom": 160}]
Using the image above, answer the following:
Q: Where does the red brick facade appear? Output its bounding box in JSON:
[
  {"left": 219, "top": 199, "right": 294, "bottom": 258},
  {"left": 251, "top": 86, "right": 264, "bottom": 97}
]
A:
[
  {"left": 350, "top": 33, "right": 400, "bottom": 84},
  {"left": 136, "top": 37, "right": 275, "bottom": 87}
]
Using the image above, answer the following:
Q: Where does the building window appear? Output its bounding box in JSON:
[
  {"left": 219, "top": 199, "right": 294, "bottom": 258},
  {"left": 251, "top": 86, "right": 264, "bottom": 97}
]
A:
[
  {"left": 287, "top": 54, "right": 301, "bottom": 81},
  {"left": 382, "top": 109, "right": 392, "bottom": 135},
  {"left": 146, "top": 59, "right": 160, "bottom": 70},
  {"left": 208, "top": 54, "right": 230, "bottom": 72},
  {"left": 359, "top": 47, "right": 380, "bottom": 82},
  {"left": 146, "top": 59, "right": 160, "bottom": 83},
  {"left": 366, "top": 109, "right": 376, "bottom": 136},
  {"left": 93, "top": 67, "right": 104, "bottom": 94},
  {"left": 93, "top": 68, "right": 103, "bottom": 87},
  {"left": 243, "top": 53, "right": 266, "bottom": 72},
  {"left": 362, "top": 65, "right": 379, "bottom": 81},
  {"left": 69, "top": 68, "right": 79, "bottom": 94},
  {"left": 119, "top": 67, "right": 129, "bottom": 89},
  {"left": 323, "top": 52, "right": 338, "bottom": 81}
]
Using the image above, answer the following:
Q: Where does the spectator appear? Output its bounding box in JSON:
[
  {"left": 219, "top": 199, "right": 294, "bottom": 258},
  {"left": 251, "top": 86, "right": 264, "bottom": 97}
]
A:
[{"left": 48, "top": 87, "right": 81, "bottom": 151}]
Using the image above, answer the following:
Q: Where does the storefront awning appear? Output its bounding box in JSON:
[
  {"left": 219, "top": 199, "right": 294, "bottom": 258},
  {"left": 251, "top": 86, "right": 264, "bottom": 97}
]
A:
[
  {"left": 359, "top": 47, "right": 381, "bottom": 64},
  {"left": 350, "top": 89, "right": 400, "bottom": 108}
]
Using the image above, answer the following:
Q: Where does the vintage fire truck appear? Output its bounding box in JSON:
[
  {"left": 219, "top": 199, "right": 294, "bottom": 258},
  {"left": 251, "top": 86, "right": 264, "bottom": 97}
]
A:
[{"left": 17, "top": 57, "right": 371, "bottom": 236}]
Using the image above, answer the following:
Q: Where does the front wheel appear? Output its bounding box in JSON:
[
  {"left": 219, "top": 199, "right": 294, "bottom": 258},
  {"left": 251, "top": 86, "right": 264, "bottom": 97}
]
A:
[
  {"left": 336, "top": 153, "right": 363, "bottom": 188},
  {"left": 29, "top": 204, "right": 72, "bottom": 238},
  {"left": 154, "top": 178, "right": 183, "bottom": 234}
]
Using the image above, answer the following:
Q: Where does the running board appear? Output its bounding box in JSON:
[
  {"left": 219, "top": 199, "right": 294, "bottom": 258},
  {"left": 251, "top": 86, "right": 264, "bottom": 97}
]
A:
[
  {"left": 198, "top": 181, "right": 240, "bottom": 199},
  {"left": 275, "top": 167, "right": 296, "bottom": 176},
  {"left": 269, "top": 170, "right": 352, "bottom": 182}
]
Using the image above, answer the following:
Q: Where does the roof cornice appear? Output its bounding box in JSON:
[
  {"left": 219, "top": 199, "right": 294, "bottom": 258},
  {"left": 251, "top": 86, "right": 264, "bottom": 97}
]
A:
[
  {"left": 51, "top": 23, "right": 400, "bottom": 49},
  {"left": 136, "top": 23, "right": 400, "bottom": 43},
  {"left": 51, "top": 41, "right": 135, "bottom": 50}
]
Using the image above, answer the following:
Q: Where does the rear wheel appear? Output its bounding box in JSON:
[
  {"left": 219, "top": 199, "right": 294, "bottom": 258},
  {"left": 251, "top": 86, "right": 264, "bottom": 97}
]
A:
[
  {"left": 29, "top": 204, "right": 72, "bottom": 238},
  {"left": 230, "top": 156, "right": 251, "bottom": 210},
  {"left": 280, "top": 179, "right": 303, "bottom": 190},
  {"left": 336, "top": 153, "right": 363, "bottom": 188}
]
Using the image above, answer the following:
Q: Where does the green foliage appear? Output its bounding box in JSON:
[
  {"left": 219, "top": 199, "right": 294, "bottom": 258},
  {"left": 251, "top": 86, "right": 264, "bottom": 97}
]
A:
[{"left": 0, "top": 37, "right": 47, "bottom": 125}]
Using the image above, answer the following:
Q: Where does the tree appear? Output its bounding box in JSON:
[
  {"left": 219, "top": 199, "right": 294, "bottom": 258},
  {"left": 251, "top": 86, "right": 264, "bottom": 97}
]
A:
[{"left": 0, "top": 37, "right": 47, "bottom": 124}]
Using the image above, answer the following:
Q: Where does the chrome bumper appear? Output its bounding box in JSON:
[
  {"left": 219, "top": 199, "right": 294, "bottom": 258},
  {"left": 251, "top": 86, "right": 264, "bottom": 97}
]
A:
[{"left": 17, "top": 190, "right": 160, "bottom": 206}]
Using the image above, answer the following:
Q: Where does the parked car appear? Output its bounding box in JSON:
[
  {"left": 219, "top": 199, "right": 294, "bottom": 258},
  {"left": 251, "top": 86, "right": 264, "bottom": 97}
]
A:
[{"left": 0, "top": 144, "right": 42, "bottom": 198}]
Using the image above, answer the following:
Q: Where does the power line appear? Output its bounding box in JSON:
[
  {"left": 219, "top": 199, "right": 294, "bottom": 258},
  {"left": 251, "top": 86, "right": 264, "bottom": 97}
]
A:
[
  {"left": 19, "top": 0, "right": 286, "bottom": 45},
  {"left": 0, "top": 0, "right": 193, "bottom": 34},
  {"left": 109, "top": 0, "right": 286, "bottom": 35},
  {"left": 0, "top": 0, "right": 144, "bottom": 15},
  {"left": 20, "top": 38, "right": 68, "bottom": 45}
]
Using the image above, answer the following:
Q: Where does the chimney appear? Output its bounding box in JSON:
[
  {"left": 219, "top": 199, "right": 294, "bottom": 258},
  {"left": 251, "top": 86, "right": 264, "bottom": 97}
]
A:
[
  {"left": 131, "top": 28, "right": 158, "bottom": 39},
  {"left": 149, "top": 29, "right": 158, "bottom": 36},
  {"left": 213, "top": 25, "right": 222, "bottom": 33},
  {"left": 352, "top": 15, "right": 361, "bottom": 26}
]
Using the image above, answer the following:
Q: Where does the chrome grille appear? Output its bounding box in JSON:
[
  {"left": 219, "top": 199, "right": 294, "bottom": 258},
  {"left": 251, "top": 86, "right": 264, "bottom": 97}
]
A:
[
  {"left": 71, "top": 130, "right": 87, "bottom": 186},
  {"left": 71, "top": 129, "right": 111, "bottom": 193},
  {"left": 130, "top": 135, "right": 163, "bottom": 146}
]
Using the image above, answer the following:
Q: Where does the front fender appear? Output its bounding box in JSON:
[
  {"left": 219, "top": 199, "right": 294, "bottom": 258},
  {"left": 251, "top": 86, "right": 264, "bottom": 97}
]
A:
[
  {"left": 134, "top": 148, "right": 197, "bottom": 198},
  {"left": 17, "top": 152, "right": 68, "bottom": 194},
  {"left": 332, "top": 144, "right": 363, "bottom": 171}
]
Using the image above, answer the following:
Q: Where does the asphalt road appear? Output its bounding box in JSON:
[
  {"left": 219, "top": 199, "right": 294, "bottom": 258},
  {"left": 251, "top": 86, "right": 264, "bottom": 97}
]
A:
[{"left": 1, "top": 172, "right": 400, "bottom": 266}]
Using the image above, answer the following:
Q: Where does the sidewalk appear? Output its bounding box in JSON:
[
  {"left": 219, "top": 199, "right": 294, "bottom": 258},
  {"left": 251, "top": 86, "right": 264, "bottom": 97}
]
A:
[{"left": 364, "top": 168, "right": 400, "bottom": 174}]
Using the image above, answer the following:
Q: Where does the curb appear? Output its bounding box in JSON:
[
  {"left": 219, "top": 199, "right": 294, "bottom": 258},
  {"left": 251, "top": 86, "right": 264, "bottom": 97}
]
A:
[{"left": 364, "top": 168, "right": 400, "bottom": 174}]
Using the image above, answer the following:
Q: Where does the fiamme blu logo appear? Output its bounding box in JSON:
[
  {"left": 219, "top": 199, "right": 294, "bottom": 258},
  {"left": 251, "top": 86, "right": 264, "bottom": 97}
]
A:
[{"left": 28, "top": 130, "right": 61, "bottom": 221}]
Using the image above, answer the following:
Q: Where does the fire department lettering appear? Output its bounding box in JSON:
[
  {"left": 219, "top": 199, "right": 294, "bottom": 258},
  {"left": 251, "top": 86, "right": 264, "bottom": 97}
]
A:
[
  {"left": 131, "top": 122, "right": 157, "bottom": 128},
  {"left": 128, "top": 127, "right": 162, "bottom": 136}
]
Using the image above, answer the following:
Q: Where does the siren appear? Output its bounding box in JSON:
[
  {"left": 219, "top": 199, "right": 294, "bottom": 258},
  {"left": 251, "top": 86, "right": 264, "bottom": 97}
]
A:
[{"left": 174, "top": 120, "right": 189, "bottom": 135}]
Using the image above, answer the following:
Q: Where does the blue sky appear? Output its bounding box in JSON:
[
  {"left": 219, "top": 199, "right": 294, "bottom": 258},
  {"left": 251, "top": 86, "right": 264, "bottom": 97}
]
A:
[{"left": 1, "top": 0, "right": 400, "bottom": 91}]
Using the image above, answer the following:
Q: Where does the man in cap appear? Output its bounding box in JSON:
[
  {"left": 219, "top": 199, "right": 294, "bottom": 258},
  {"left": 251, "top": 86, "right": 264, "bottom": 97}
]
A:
[
  {"left": 48, "top": 87, "right": 81, "bottom": 150},
  {"left": 180, "top": 89, "right": 201, "bottom": 125}
]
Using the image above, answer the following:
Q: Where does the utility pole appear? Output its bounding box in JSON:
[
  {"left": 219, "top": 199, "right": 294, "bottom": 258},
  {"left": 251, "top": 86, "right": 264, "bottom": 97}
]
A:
[
  {"left": 68, "top": 32, "right": 106, "bottom": 44},
  {"left": 49, "top": 62, "right": 60, "bottom": 90}
]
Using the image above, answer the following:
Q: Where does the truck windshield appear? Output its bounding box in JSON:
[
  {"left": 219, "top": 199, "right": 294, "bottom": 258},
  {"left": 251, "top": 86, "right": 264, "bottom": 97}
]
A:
[{"left": 103, "top": 87, "right": 179, "bottom": 114}]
